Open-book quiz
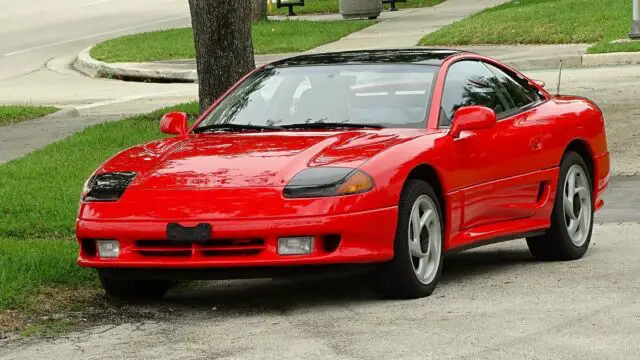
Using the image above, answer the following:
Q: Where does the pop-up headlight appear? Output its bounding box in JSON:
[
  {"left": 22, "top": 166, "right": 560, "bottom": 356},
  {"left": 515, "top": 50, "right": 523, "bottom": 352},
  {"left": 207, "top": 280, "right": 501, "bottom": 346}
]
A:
[
  {"left": 82, "top": 172, "right": 137, "bottom": 202},
  {"left": 283, "top": 167, "right": 374, "bottom": 198}
]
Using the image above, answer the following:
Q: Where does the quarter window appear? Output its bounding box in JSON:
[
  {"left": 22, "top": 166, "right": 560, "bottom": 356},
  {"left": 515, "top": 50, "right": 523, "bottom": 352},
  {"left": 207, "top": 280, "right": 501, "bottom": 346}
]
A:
[
  {"left": 439, "top": 60, "right": 512, "bottom": 127},
  {"left": 483, "top": 63, "right": 541, "bottom": 109}
]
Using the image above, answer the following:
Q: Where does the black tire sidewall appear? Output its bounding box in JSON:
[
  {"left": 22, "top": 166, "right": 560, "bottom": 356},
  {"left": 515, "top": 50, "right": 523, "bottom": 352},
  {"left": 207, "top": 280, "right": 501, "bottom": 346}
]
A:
[
  {"left": 551, "top": 151, "right": 594, "bottom": 258},
  {"left": 391, "top": 180, "right": 445, "bottom": 296}
]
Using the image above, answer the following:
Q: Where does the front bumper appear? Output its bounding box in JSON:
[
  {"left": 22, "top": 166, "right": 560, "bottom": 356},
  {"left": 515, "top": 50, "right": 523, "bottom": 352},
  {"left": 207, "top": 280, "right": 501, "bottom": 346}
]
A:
[
  {"left": 76, "top": 206, "right": 398, "bottom": 269},
  {"left": 594, "top": 152, "right": 610, "bottom": 211}
]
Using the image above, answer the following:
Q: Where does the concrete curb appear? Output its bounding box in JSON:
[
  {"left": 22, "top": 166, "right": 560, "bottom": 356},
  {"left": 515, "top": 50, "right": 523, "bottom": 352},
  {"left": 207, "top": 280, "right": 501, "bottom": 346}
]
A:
[
  {"left": 73, "top": 45, "right": 640, "bottom": 84},
  {"left": 581, "top": 52, "right": 640, "bottom": 67},
  {"left": 73, "top": 46, "right": 197, "bottom": 83}
]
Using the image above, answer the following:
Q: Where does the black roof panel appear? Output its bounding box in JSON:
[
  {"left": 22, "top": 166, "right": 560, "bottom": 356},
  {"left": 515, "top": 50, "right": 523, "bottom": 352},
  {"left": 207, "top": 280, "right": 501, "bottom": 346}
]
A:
[{"left": 268, "top": 48, "right": 465, "bottom": 67}]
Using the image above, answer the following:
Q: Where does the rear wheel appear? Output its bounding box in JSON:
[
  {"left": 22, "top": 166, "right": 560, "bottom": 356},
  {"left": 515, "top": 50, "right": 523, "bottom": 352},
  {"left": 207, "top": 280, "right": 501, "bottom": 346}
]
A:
[
  {"left": 99, "top": 274, "right": 173, "bottom": 301},
  {"left": 526, "top": 151, "right": 594, "bottom": 260},
  {"left": 371, "top": 180, "right": 444, "bottom": 299}
]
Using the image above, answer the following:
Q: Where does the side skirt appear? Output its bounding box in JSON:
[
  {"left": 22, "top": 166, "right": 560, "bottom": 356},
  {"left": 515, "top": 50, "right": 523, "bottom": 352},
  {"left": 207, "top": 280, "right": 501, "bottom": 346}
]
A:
[{"left": 446, "top": 230, "right": 546, "bottom": 255}]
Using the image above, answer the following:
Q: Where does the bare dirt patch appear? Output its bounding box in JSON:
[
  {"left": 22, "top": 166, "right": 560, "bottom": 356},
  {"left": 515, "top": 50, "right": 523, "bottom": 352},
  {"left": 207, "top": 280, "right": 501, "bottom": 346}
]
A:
[{"left": 0, "top": 286, "right": 101, "bottom": 337}]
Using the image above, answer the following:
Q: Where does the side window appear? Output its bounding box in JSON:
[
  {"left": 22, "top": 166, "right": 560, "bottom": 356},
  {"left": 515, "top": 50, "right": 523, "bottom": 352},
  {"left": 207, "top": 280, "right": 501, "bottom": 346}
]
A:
[
  {"left": 484, "top": 63, "right": 541, "bottom": 109},
  {"left": 439, "top": 60, "right": 512, "bottom": 127}
]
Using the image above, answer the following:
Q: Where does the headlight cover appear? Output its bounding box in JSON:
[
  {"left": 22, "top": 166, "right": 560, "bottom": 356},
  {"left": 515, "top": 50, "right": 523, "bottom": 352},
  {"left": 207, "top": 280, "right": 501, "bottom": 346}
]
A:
[
  {"left": 82, "top": 172, "right": 137, "bottom": 202},
  {"left": 283, "top": 167, "right": 374, "bottom": 198}
]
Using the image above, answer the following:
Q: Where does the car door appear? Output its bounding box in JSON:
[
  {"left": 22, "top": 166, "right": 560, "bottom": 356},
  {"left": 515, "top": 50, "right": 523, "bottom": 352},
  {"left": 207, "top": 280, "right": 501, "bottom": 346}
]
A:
[
  {"left": 439, "top": 60, "right": 550, "bottom": 234},
  {"left": 482, "top": 61, "right": 556, "bottom": 173}
]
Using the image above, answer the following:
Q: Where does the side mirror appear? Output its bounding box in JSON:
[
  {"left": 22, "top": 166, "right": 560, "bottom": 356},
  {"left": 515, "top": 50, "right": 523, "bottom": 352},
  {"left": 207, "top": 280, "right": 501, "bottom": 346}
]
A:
[
  {"left": 449, "top": 105, "right": 496, "bottom": 139},
  {"left": 160, "top": 112, "right": 188, "bottom": 137}
]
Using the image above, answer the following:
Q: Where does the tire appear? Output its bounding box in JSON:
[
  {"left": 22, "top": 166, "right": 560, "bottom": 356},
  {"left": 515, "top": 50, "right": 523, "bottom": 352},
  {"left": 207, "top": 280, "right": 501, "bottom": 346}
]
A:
[
  {"left": 370, "top": 180, "right": 444, "bottom": 299},
  {"left": 526, "top": 151, "right": 594, "bottom": 261},
  {"left": 99, "top": 274, "right": 172, "bottom": 301}
]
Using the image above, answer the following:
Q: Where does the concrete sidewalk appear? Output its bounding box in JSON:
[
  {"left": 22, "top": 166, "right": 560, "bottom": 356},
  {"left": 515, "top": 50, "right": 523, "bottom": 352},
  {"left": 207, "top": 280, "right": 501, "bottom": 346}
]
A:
[
  {"left": 75, "top": 0, "right": 512, "bottom": 82},
  {"left": 296, "top": 0, "right": 509, "bottom": 51},
  {"left": 0, "top": 110, "right": 106, "bottom": 165}
]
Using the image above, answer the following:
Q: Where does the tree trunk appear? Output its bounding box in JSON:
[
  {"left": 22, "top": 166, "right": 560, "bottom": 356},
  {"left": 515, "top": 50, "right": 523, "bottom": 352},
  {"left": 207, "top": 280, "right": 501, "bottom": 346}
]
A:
[
  {"left": 188, "top": 0, "right": 255, "bottom": 113},
  {"left": 251, "top": 0, "right": 268, "bottom": 21}
]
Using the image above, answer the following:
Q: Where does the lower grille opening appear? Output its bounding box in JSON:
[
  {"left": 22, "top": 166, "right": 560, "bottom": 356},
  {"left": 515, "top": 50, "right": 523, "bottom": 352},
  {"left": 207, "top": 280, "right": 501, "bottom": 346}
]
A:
[
  {"left": 201, "top": 238, "right": 265, "bottom": 257},
  {"left": 202, "top": 249, "right": 262, "bottom": 257},
  {"left": 139, "top": 250, "right": 191, "bottom": 257},
  {"left": 323, "top": 234, "right": 341, "bottom": 253},
  {"left": 136, "top": 240, "right": 191, "bottom": 249},
  {"left": 81, "top": 239, "right": 97, "bottom": 257},
  {"left": 134, "top": 238, "right": 266, "bottom": 257},
  {"left": 201, "top": 239, "right": 264, "bottom": 247}
]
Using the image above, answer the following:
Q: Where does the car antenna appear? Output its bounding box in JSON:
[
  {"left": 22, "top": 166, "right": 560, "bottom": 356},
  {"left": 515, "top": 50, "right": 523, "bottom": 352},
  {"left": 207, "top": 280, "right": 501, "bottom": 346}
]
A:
[{"left": 556, "top": 59, "right": 563, "bottom": 95}]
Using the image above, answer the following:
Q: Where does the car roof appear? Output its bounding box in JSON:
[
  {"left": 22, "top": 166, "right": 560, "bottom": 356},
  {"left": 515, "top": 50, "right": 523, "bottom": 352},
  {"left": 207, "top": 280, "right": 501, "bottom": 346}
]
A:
[{"left": 268, "top": 49, "right": 470, "bottom": 68}]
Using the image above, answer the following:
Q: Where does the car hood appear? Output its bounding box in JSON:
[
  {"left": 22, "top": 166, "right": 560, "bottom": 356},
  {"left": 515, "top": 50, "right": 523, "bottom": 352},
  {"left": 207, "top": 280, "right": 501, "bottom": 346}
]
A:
[{"left": 102, "top": 130, "right": 427, "bottom": 189}]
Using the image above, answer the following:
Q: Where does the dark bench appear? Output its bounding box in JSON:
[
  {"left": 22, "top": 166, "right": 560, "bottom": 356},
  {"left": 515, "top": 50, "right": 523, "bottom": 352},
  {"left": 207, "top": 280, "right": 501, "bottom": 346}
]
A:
[
  {"left": 276, "top": 0, "right": 408, "bottom": 16},
  {"left": 276, "top": 0, "right": 305, "bottom": 16},
  {"left": 383, "top": 0, "right": 407, "bottom": 11}
]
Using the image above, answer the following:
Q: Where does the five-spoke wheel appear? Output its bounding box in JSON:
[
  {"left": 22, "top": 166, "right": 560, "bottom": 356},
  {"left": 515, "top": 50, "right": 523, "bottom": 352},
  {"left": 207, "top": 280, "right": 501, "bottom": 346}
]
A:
[
  {"left": 563, "top": 164, "right": 592, "bottom": 247},
  {"left": 408, "top": 195, "right": 442, "bottom": 285},
  {"left": 527, "top": 151, "right": 594, "bottom": 261},
  {"left": 371, "top": 180, "right": 444, "bottom": 299}
]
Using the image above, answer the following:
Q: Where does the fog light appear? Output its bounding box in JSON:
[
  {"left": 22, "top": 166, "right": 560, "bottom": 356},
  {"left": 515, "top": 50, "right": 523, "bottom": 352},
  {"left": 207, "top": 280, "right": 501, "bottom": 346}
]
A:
[
  {"left": 96, "top": 240, "right": 120, "bottom": 258},
  {"left": 278, "top": 237, "right": 313, "bottom": 255}
]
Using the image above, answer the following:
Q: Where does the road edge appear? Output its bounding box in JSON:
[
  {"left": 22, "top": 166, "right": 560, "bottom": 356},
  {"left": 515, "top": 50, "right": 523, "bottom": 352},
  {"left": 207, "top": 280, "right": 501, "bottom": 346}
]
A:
[
  {"left": 581, "top": 51, "right": 640, "bottom": 67},
  {"left": 73, "top": 44, "right": 640, "bottom": 84},
  {"left": 73, "top": 47, "right": 197, "bottom": 83}
]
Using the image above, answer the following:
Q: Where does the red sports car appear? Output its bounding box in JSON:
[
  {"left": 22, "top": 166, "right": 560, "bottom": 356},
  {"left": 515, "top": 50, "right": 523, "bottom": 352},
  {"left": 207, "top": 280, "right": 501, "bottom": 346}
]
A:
[{"left": 76, "top": 49, "right": 610, "bottom": 300}]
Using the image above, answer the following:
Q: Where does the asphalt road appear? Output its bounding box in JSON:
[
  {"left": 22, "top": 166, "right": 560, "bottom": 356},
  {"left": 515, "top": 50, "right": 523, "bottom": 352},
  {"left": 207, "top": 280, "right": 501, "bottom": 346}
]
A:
[
  {"left": 0, "top": 0, "right": 195, "bottom": 115},
  {"left": 0, "top": 178, "right": 638, "bottom": 360}
]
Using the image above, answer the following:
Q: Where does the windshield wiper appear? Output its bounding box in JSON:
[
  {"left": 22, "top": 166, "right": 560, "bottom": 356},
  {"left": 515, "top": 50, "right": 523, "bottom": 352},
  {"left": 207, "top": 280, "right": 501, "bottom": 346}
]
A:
[
  {"left": 281, "top": 122, "right": 385, "bottom": 130},
  {"left": 192, "top": 124, "right": 285, "bottom": 133}
]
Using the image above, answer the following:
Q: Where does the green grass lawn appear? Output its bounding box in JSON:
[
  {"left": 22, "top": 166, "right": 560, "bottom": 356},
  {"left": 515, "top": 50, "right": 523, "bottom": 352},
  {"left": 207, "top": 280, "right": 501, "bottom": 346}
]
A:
[
  {"left": 269, "top": 0, "right": 443, "bottom": 15},
  {"left": 587, "top": 41, "right": 640, "bottom": 54},
  {"left": 0, "top": 102, "right": 199, "bottom": 333},
  {"left": 0, "top": 105, "right": 58, "bottom": 126},
  {"left": 419, "top": 0, "right": 632, "bottom": 54},
  {"left": 0, "top": 238, "right": 96, "bottom": 310},
  {"left": 91, "top": 20, "right": 376, "bottom": 63}
]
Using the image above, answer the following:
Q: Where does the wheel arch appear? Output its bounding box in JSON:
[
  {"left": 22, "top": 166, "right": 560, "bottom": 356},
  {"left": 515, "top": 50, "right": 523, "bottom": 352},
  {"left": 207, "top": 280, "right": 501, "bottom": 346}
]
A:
[
  {"left": 563, "top": 139, "right": 595, "bottom": 186},
  {"left": 404, "top": 164, "right": 446, "bottom": 223}
]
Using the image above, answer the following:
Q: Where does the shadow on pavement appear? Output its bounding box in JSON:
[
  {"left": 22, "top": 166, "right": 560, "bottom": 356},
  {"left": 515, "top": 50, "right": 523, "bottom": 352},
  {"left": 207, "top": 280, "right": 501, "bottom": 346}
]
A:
[
  {"left": 142, "top": 246, "right": 537, "bottom": 314},
  {"left": 441, "top": 246, "right": 536, "bottom": 284}
]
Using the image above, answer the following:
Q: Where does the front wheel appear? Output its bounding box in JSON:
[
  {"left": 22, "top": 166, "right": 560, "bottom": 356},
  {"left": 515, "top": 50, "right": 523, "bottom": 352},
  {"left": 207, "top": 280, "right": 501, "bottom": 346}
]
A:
[
  {"left": 370, "top": 180, "right": 444, "bottom": 299},
  {"left": 526, "top": 151, "right": 594, "bottom": 261}
]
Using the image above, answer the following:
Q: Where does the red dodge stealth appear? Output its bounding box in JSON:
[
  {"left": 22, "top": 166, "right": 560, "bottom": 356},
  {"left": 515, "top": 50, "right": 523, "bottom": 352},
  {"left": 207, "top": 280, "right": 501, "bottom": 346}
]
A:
[{"left": 76, "top": 49, "right": 609, "bottom": 300}]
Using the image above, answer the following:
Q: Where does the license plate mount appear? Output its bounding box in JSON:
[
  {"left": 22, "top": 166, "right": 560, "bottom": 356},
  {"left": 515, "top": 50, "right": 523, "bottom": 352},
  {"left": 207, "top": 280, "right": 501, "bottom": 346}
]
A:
[{"left": 166, "top": 223, "right": 211, "bottom": 243}]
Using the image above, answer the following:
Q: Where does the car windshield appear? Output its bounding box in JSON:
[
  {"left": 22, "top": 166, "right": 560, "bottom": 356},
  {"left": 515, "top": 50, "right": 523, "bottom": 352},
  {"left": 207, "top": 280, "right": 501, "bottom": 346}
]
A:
[{"left": 194, "top": 64, "right": 438, "bottom": 130}]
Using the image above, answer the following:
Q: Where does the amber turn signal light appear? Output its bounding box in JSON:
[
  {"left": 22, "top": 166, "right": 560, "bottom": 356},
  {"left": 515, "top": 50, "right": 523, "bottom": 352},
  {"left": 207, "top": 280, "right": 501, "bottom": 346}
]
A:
[{"left": 336, "top": 170, "right": 374, "bottom": 195}]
